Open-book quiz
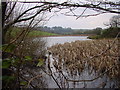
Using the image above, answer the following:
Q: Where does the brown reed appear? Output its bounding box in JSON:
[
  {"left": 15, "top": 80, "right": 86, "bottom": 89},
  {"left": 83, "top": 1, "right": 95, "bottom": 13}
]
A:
[{"left": 48, "top": 39, "right": 120, "bottom": 79}]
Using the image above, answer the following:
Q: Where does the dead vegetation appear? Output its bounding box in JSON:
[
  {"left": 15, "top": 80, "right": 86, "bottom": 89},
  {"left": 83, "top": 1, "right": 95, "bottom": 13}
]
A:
[{"left": 47, "top": 39, "right": 120, "bottom": 81}]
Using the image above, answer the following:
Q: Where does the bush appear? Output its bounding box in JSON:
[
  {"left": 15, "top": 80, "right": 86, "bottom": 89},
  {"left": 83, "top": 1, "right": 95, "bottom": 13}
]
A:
[
  {"left": 101, "top": 27, "right": 120, "bottom": 38},
  {"left": 3, "top": 35, "right": 47, "bottom": 88},
  {"left": 88, "top": 27, "right": 120, "bottom": 39}
]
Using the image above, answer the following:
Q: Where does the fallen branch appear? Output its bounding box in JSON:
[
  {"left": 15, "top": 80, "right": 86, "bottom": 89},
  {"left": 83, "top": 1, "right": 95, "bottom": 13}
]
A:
[{"left": 27, "top": 74, "right": 42, "bottom": 88}]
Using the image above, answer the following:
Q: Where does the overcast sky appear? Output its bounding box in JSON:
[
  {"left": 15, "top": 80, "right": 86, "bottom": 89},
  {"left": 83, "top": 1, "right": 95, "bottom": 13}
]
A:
[
  {"left": 16, "top": 0, "right": 118, "bottom": 29},
  {"left": 46, "top": 13, "right": 116, "bottom": 29}
]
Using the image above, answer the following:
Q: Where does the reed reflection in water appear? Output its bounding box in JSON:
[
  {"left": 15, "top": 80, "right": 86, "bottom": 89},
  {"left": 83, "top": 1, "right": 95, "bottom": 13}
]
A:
[{"left": 41, "top": 36, "right": 119, "bottom": 88}]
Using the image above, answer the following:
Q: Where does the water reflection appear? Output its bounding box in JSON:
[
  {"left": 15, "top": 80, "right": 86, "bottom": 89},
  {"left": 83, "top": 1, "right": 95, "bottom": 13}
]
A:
[{"left": 36, "top": 36, "right": 117, "bottom": 88}]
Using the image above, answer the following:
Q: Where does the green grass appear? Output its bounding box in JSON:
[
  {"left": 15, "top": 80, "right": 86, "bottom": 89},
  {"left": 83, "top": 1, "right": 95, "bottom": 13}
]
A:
[
  {"left": 8, "top": 27, "right": 58, "bottom": 37},
  {"left": 28, "top": 30, "right": 58, "bottom": 37},
  {"left": 87, "top": 35, "right": 101, "bottom": 39}
]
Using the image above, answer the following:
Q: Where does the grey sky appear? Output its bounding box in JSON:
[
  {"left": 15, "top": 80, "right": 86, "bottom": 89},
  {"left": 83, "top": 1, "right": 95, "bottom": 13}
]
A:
[
  {"left": 16, "top": 0, "right": 118, "bottom": 29},
  {"left": 37, "top": 0, "right": 118, "bottom": 29},
  {"left": 46, "top": 13, "right": 116, "bottom": 29}
]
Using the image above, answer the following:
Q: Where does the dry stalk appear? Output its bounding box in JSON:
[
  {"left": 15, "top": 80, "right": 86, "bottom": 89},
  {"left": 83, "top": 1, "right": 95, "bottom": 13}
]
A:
[{"left": 27, "top": 74, "right": 42, "bottom": 88}]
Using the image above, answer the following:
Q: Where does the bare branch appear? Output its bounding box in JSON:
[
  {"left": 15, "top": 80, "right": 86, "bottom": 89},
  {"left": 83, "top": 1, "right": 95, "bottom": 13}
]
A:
[
  {"left": 76, "top": 7, "right": 87, "bottom": 19},
  {"left": 23, "top": 1, "right": 120, "bottom": 14},
  {"left": 5, "top": 2, "right": 17, "bottom": 21},
  {"left": 27, "top": 74, "right": 42, "bottom": 88}
]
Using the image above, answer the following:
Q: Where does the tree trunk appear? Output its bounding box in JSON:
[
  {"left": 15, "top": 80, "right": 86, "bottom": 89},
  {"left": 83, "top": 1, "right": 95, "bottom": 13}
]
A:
[{"left": 2, "top": 2, "right": 7, "bottom": 44}]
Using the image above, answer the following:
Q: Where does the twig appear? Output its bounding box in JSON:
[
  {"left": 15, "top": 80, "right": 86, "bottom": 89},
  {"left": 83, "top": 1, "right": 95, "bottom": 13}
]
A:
[
  {"left": 20, "top": 75, "right": 35, "bottom": 88},
  {"left": 76, "top": 7, "right": 87, "bottom": 19},
  {"left": 27, "top": 74, "right": 42, "bottom": 88}
]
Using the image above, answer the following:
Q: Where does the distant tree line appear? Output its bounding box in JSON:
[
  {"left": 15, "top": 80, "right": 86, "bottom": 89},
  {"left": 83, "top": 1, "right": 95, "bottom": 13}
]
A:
[
  {"left": 36, "top": 26, "right": 103, "bottom": 35},
  {"left": 73, "top": 27, "right": 102, "bottom": 35},
  {"left": 36, "top": 26, "right": 73, "bottom": 35}
]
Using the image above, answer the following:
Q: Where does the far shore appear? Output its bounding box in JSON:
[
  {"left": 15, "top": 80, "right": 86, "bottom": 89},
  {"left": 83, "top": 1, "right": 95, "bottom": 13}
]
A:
[{"left": 32, "top": 34, "right": 95, "bottom": 37}]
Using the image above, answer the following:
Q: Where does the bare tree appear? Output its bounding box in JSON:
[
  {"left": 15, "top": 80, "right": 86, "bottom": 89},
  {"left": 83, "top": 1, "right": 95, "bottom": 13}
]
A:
[
  {"left": 2, "top": 1, "right": 51, "bottom": 44},
  {"left": 109, "top": 15, "right": 120, "bottom": 28},
  {"left": 2, "top": 1, "right": 50, "bottom": 88}
]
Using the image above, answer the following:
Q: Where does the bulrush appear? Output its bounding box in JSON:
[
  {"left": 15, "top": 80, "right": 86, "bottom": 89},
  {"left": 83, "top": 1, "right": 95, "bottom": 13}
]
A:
[{"left": 47, "top": 39, "right": 119, "bottom": 80}]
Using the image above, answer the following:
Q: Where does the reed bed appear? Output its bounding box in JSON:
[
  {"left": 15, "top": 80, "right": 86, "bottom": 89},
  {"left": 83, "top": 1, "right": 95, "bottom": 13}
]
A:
[{"left": 47, "top": 39, "right": 120, "bottom": 80}]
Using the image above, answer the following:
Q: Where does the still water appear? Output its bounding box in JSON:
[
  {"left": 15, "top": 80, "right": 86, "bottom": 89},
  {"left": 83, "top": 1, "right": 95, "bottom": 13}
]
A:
[
  {"left": 42, "top": 36, "right": 90, "bottom": 47},
  {"left": 36, "top": 36, "right": 116, "bottom": 88}
]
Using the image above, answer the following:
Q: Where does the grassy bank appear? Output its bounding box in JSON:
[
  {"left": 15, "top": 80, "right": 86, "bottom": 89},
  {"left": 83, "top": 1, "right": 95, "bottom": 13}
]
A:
[
  {"left": 7, "top": 27, "right": 58, "bottom": 38},
  {"left": 87, "top": 35, "right": 101, "bottom": 39},
  {"left": 28, "top": 30, "right": 58, "bottom": 37}
]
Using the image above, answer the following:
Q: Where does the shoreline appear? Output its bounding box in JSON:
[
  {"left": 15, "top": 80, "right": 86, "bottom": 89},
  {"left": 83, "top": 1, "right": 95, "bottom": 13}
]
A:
[{"left": 32, "top": 34, "right": 95, "bottom": 37}]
